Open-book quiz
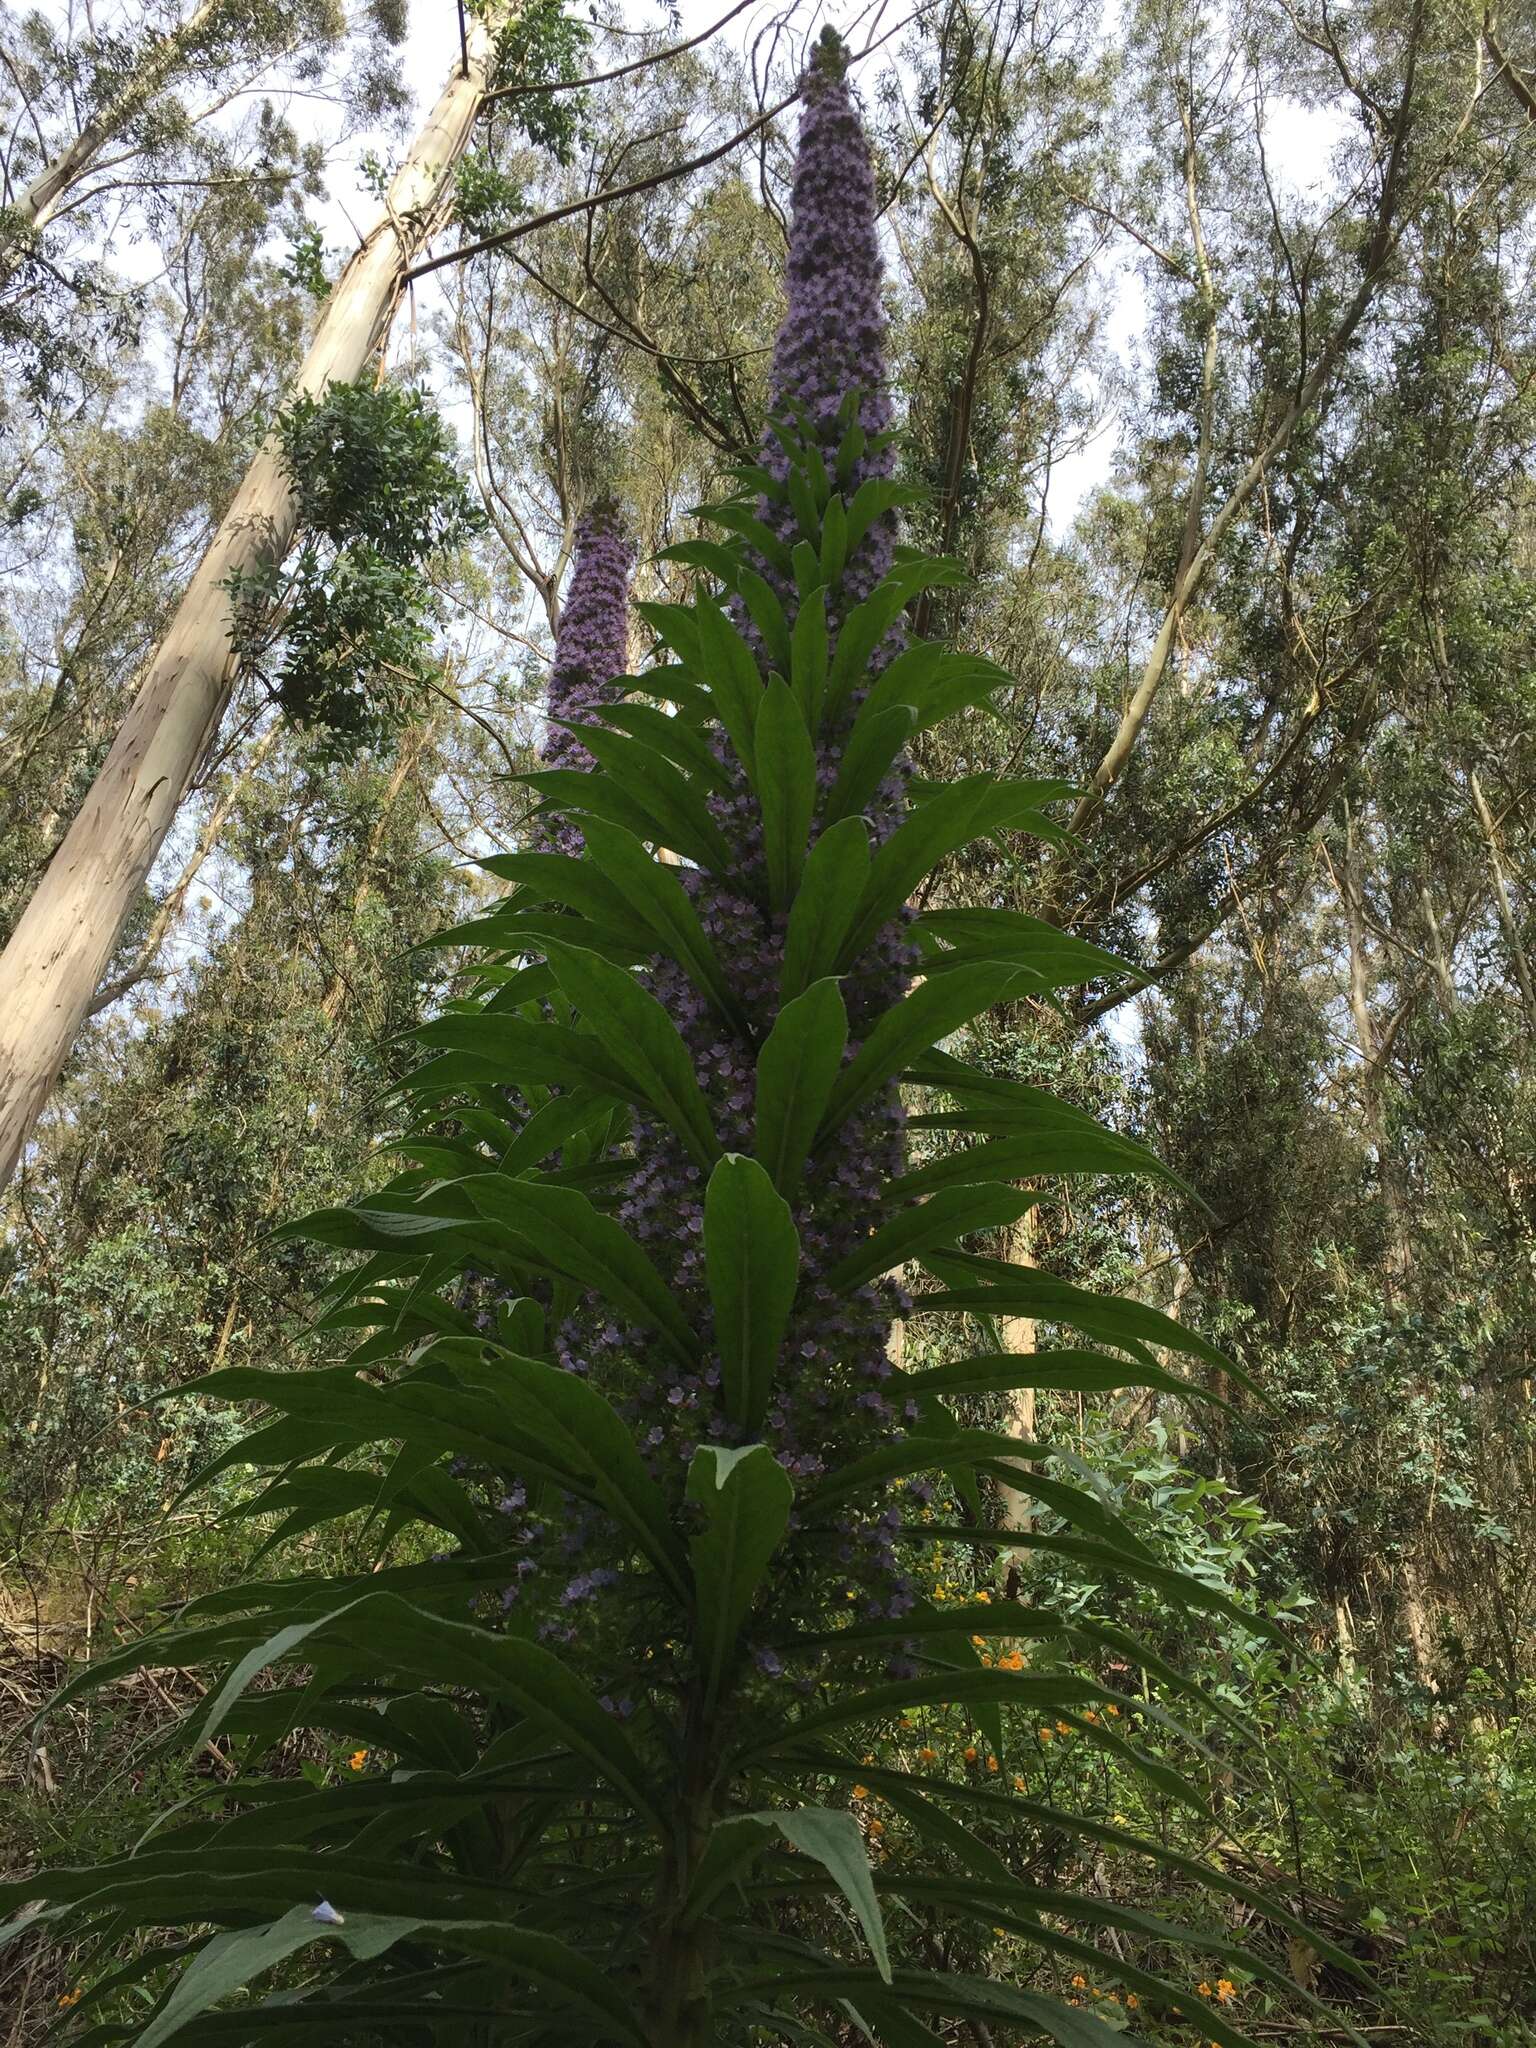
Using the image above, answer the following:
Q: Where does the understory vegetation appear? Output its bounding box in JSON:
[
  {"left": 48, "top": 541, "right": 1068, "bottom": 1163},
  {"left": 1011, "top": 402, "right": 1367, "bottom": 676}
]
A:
[{"left": 3, "top": 0, "right": 1536, "bottom": 2042}]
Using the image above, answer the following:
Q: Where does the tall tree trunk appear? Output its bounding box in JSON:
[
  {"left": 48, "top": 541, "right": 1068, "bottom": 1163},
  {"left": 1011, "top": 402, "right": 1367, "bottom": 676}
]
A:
[
  {"left": 1341, "top": 812, "right": 1439, "bottom": 1695},
  {"left": 4, "top": 0, "right": 226, "bottom": 252},
  {"left": 0, "top": 16, "right": 504, "bottom": 1188},
  {"left": 1341, "top": 810, "right": 1412, "bottom": 1302},
  {"left": 998, "top": 1209, "right": 1039, "bottom": 1539},
  {"left": 86, "top": 725, "right": 280, "bottom": 1017},
  {"left": 1470, "top": 772, "right": 1536, "bottom": 1025}
]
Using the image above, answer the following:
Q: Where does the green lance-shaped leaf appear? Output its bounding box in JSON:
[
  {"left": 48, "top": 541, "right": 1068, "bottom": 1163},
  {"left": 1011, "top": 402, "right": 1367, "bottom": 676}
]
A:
[
  {"left": 754, "top": 978, "right": 848, "bottom": 1200},
  {"left": 517, "top": 764, "right": 680, "bottom": 858},
  {"left": 822, "top": 704, "right": 917, "bottom": 829},
  {"left": 190, "top": 1593, "right": 663, "bottom": 1822},
  {"left": 844, "top": 1999, "right": 948, "bottom": 2046},
  {"left": 819, "top": 490, "right": 849, "bottom": 585},
  {"left": 578, "top": 816, "right": 742, "bottom": 1028},
  {"left": 737, "top": 564, "right": 793, "bottom": 674},
  {"left": 542, "top": 941, "right": 721, "bottom": 1171},
  {"left": 855, "top": 642, "right": 1015, "bottom": 737},
  {"left": 823, "top": 554, "right": 967, "bottom": 726},
  {"left": 458, "top": 1174, "right": 700, "bottom": 1366},
  {"left": 135, "top": 1908, "right": 649, "bottom": 2048},
  {"left": 913, "top": 906, "right": 1134, "bottom": 986},
  {"left": 655, "top": 534, "right": 741, "bottom": 584},
  {"left": 761, "top": 1808, "right": 891, "bottom": 1985},
  {"left": 919, "top": 1248, "right": 1236, "bottom": 1374},
  {"left": 838, "top": 775, "right": 1068, "bottom": 967},
  {"left": 790, "top": 581, "right": 829, "bottom": 728},
  {"left": 786, "top": 463, "right": 822, "bottom": 546},
  {"left": 694, "top": 592, "right": 765, "bottom": 783},
  {"left": 409, "top": 1012, "right": 636, "bottom": 1107},
  {"left": 781, "top": 816, "right": 870, "bottom": 1003},
  {"left": 478, "top": 847, "right": 637, "bottom": 925},
  {"left": 748, "top": 1667, "right": 1114, "bottom": 1764},
  {"left": 692, "top": 498, "right": 795, "bottom": 575},
  {"left": 757, "top": 678, "right": 818, "bottom": 912},
  {"left": 688, "top": 1444, "right": 794, "bottom": 1706},
  {"left": 902, "top": 1346, "right": 1222, "bottom": 1408},
  {"left": 455, "top": 1347, "right": 688, "bottom": 1596},
  {"left": 635, "top": 596, "right": 703, "bottom": 668},
  {"left": 818, "top": 964, "right": 1033, "bottom": 1142},
  {"left": 885, "top": 1129, "right": 1168, "bottom": 1198},
  {"left": 499, "top": 1089, "right": 616, "bottom": 1177},
  {"left": 803, "top": 1428, "right": 1153, "bottom": 1560},
  {"left": 595, "top": 699, "right": 732, "bottom": 794},
  {"left": 843, "top": 475, "right": 924, "bottom": 552},
  {"left": 822, "top": 1182, "right": 1040, "bottom": 1295},
  {"left": 564, "top": 722, "right": 732, "bottom": 871},
  {"left": 683, "top": 1811, "right": 779, "bottom": 1923},
  {"left": 705, "top": 1155, "right": 801, "bottom": 1429}
]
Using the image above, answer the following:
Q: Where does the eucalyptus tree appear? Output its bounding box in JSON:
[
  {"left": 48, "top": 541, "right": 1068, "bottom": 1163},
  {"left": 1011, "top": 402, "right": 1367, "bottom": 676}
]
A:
[
  {"left": 0, "top": 0, "right": 407, "bottom": 413},
  {"left": 0, "top": 8, "right": 506, "bottom": 1188},
  {"left": 0, "top": 167, "right": 316, "bottom": 947}
]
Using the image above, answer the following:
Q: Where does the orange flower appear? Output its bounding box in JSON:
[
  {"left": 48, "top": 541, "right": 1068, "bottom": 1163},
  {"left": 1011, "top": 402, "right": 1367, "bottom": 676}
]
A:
[
  {"left": 1084, "top": 1708, "right": 1100, "bottom": 1724},
  {"left": 1013, "top": 1774, "right": 1027, "bottom": 1792},
  {"left": 918, "top": 1746, "right": 937, "bottom": 1765},
  {"left": 963, "top": 1745, "right": 978, "bottom": 1764},
  {"left": 1215, "top": 1980, "right": 1237, "bottom": 2004},
  {"left": 1106, "top": 1702, "right": 1122, "bottom": 1717},
  {"left": 1125, "top": 1993, "right": 1140, "bottom": 2009},
  {"left": 986, "top": 1754, "right": 999, "bottom": 1772},
  {"left": 1038, "top": 1726, "right": 1054, "bottom": 1742},
  {"left": 851, "top": 1785, "right": 869, "bottom": 1801},
  {"left": 1198, "top": 1982, "right": 1214, "bottom": 1998},
  {"left": 1056, "top": 1719, "right": 1072, "bottom": 1735},
  {"left": 347, "top": 1749, "right": 368, "bottom": 1772},
  {"left": 57, "top": 1988, "right": 83, "bottom": 2009},
  {"left": 867, "top": 1817, "right": 884, "bottom": 1836},
  {"left": 1071, "top": 1975, "right": 1087, "bottom": 1990},
  {"left": 971, "top": 1633, "right": 987, "bottom": 1646}
]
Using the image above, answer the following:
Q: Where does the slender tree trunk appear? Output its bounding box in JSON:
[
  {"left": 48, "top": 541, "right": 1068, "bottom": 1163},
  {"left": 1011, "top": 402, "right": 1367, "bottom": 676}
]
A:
[
  {"left": 1341, "top": 814, "right": 1441, "bottom": 1694},
  {"left": 0, "top": 16, "right": 504, "bottom": 1187},
  {"left": 998, "top": 1210, "right": 1038, "bottom": 1538},
  {"left": 1470, "top": 772, "right": 1536, "bottom": 1024},
  {"left": 86, "top": 726, "right": 279, "bottom": 1017},
  {"left": 3, "top": 0, "right": 225, "bottom": 250},
  {"left": 1420, "top": 884, "right": 1457, "bottom": 1011},
  {"left": 1341, "top": 810, "right": 1412, "bottom": 1302}
]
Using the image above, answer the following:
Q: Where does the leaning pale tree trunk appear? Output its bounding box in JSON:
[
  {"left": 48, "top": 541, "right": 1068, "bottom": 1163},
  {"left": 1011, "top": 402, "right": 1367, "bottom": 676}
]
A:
[
  {"left": 0, "top": 16, "right": 504, "bottom": 1187},
  {"left": 3, "top": 0, "right": 226, "bottom": 253}
]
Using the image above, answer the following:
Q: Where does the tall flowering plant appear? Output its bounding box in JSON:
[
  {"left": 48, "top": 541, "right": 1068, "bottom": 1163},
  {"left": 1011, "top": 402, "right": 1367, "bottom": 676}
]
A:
[{"left": 4, "top": 33, "right": 1352, "bottom": 2047}]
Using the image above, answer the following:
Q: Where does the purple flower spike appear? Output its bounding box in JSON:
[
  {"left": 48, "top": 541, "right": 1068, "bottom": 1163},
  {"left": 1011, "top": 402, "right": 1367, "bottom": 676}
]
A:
[
  {"left": 538, "top": 499, "right": 635, "bottom": 853},
  {"left": 759, "top": 29, "right": 897, "bottom": 606}
]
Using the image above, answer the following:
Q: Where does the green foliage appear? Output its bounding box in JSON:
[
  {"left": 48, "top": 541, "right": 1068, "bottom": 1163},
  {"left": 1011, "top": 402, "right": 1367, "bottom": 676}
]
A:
[
  {"left": 483, "top": 0, "right": 594, "bottom": 164},
  {"left": 279, "top": 222, "right": 329, "bottom": 302},
  {"left": 225, "top": 381, "right": 484, "bottom": 751},
  {"left": 454, "top": 148, "right": 525, "bottom": 239},
  {"left": 1, "top": 426, "right": 1326, "bottom": 2046}
]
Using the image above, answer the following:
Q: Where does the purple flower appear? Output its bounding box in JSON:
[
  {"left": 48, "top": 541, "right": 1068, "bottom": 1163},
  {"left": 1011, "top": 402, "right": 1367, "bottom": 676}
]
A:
[{"left": 537, "top": 500, "right": 635, "bottom": 853}]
